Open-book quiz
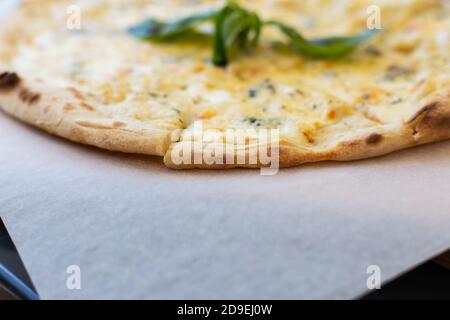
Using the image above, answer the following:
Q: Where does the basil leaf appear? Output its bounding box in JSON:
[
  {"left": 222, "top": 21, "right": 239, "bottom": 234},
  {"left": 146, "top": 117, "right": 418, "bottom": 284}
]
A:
[
  {"left": 266, "top": 20, "right": 379, "bottom": 59},
  {"left": 128, "top": 2, "right": 379, "bottom": 66},
  {"left": 309, "top": 32, "right": 380, "bottom": 58},
  {"left": 212, "top": 2, "right": 262, "bottom": 66},
  {"left": 128, "top": 10, "right": 218, "bottom": 40}
]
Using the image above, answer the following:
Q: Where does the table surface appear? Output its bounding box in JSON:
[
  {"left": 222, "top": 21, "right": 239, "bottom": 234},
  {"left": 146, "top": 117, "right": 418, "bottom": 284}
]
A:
[{"left": 0, "top": 219, "right": 36, "bottom": 299}]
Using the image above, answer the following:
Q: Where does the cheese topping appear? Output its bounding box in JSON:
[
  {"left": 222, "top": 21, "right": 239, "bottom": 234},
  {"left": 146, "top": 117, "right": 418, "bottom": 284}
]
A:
[{"left": 3, "top": 0, "right": 450, "bottom": 148}]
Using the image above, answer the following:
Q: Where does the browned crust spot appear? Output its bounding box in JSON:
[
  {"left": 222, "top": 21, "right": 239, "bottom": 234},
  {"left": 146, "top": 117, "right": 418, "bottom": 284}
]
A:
[
  {"left": 67, "top": 87, "right": 84, "bottom": 100},
  {"left": 113, "top": 121, "right": 127, "bottom": 128},
  {"left": 366, "top": 133, "right": 383, "bottom": 145},
  {"left": 80, "top": 102, "right": 95, "bottom": 111},
  {"left": 64, "top": 103, "right": 75, "bottom": 111},
  {"left": 432, "top": 114, "right": 450, "bottom": 129},
  {"left": 408, "top": 101, "right": 450, "bottom": 137},
  {"left": 302, "top": 131, "right": 315, "bottom": 144},
  {"left": 421, "top": 103, "right": 450, "bottom": 129},
  {"left": 18, "top": 88, "right": 40, "bottom": 105},
  {"left": 408, "top": 102, "right": 439, "bottom": 124},
  {"left": 0, "top": 72, "right": 21, "bottom": 91}
]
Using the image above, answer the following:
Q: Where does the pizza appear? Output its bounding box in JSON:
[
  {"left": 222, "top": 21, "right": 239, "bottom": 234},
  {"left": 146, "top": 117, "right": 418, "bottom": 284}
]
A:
[{"left": 0, "top": 0, "right": 449, "bottom": 171}]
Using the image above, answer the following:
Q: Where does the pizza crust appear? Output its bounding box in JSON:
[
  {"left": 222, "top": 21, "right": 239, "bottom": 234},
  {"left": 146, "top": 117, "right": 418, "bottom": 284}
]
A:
[
  {"left": 0, "top": 72, "right": 173, "bottom": 156},
  {"left": 163, "top": 94, "right": 450, "bottom": 169}
]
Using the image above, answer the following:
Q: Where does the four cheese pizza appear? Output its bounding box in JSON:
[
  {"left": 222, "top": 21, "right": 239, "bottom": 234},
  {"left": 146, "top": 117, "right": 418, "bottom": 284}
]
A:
[{"left": 0, "top": 0, "right": 449, "bottom": 169}]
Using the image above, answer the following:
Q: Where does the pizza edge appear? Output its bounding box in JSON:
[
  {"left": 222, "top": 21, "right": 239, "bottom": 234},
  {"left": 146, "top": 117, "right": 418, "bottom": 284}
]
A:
[
  {"left": 1, "top": 70, "right": 449, "bottom": 169},
  {"left": 0, "top": 72, "right": 174, "bottom": 157},
  {"left": 164, "top": 93, "right": 450, "bottom": 169}
]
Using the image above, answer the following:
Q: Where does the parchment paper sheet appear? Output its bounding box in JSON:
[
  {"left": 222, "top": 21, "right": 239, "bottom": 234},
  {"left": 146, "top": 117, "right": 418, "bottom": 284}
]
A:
[
  {"left": 1, "top": 112, "right": 450, "bottom": 299},
  {"left": 1, "top": 0, "right": 450, "bottom": 300}
]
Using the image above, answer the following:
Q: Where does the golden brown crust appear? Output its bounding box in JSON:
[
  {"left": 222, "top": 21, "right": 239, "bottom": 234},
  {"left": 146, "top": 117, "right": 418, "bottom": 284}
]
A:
[
  {"left": 285, "top": 93, "right": 450, "bottom": 167},
  {"left": 164, "top": 93, "right": 450, "bottom": 169},
  {"left": 0, "top": 72, "right": 21, "bottom": 91},
  {"left": 0, "top": 71, "right": 173, "bottom": 157},
  {"left": 407, "top": 95, "right": 450, "bottom": 143}
]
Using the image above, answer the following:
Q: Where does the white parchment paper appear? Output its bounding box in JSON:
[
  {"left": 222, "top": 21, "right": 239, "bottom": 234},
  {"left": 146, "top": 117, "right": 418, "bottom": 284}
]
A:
[
  {"left": 1, "top": 0, "right": 450, "bottom": 300},
  {"left": 1, "top": 112, "right": 450, "bottom": 299}
]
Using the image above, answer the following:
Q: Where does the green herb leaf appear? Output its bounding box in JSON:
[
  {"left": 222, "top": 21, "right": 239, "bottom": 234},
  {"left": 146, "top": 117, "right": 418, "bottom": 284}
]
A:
[
  {"left": 212, "top": 2, "right": 262, "bottom": 66},
  {"left": 128, "top": 10, "right": 218, "bottom": 40},
  {"left": 128, "top": 2, "right": 379, "bottom": 66},
  {"left": 266, "top": 20, "right": 379, "bottom": 59}
]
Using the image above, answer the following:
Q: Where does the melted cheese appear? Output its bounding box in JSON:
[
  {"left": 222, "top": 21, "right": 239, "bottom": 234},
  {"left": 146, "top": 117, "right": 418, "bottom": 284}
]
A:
[{"left": 3, "top": 0, "right": 450, "bottom": 148}]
